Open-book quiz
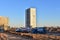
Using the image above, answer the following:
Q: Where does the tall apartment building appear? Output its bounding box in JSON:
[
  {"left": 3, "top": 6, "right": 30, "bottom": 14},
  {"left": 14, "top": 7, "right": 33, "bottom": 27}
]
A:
[
  {"left": 0, "top": 16, "right": 8, "bottom": 30},
  {"left": 25, "top": 8, "right": 36, "bottom": 28}
]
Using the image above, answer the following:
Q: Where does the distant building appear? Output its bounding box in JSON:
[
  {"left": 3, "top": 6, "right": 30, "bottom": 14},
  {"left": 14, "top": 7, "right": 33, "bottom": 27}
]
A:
[
  {"left": 0, "top": 16, "right": 8, "bottom": 30},
  {"left": 25, "top": 8, "right": 36, "bottom": 28}
]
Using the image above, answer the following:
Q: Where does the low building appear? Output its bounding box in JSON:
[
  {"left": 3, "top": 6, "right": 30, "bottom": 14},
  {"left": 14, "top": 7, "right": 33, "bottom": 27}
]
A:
[{"left": 0, "top": 16, "right": 9, "bottom": 31}]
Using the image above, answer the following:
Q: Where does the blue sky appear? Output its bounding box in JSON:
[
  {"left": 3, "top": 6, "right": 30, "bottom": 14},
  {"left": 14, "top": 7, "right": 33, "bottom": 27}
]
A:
[{"left": 0, "top": 0, "right": 60, "bottom": 27}]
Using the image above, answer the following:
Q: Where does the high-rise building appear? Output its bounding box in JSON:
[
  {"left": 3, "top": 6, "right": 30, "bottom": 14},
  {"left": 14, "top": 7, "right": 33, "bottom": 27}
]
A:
[
  {"left": 25, "top": 8, "right": 36, "bottom": 28},
  {"left": 0, "top": 16, "right": 8, "bottom": 30}
]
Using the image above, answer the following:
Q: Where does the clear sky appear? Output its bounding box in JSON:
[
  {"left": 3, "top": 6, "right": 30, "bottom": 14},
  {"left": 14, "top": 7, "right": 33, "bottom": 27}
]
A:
[{"left": 0, "top": 0, "right": 60, "bottom": 27}]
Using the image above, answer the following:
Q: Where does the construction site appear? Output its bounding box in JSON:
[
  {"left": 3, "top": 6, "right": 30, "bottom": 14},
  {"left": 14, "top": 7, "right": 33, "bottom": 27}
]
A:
[{"left": 0, "top": 8, "right": 60, "bottom": 40}]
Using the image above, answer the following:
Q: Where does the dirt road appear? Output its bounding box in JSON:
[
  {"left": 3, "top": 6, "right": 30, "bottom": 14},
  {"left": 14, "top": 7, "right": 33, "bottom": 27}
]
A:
[{"left": 0, "top": 33, "right": 34, "bottom": 40}]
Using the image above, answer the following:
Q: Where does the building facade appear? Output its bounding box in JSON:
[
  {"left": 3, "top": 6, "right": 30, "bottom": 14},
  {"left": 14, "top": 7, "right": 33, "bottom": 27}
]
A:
[
  {"left": 0, "top": 16, "right": 8, "bottom": 30},
  {"left": 26, "top": 8, "right": 36, "bottom": 28}
]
